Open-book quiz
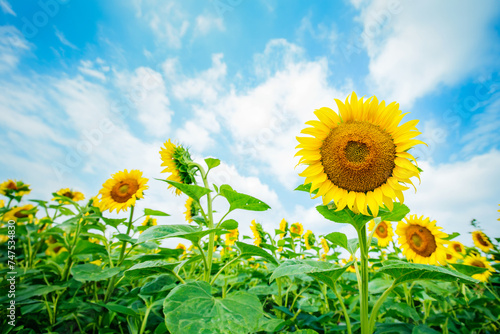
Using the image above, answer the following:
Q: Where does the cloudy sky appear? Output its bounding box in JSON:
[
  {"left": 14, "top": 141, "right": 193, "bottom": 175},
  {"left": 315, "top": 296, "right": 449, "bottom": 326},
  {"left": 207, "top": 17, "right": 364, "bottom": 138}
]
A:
[{"left": 1, "top": 0, "right": 499, "bottom": 248}]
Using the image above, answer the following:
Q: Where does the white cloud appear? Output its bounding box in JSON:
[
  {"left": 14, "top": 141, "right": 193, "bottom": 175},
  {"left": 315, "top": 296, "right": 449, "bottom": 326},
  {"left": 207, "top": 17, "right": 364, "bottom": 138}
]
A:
[
  {"left": 54, "top": 26, "right": 78, "bottom": 50},
  {"left": 0, "top": 0, "right": 15, "bottom": 16},
  {"left": 0, "top": 26, "right": 30, "bottom": 72},
  {"left": 194, "top": 14, "right": 225, "bottom": 35},
  {"left": 78, "top": 60, "right": 107, "bottom": 81},
  {"left": 354, "top": 0, "right": 500, "bottom": 107}
]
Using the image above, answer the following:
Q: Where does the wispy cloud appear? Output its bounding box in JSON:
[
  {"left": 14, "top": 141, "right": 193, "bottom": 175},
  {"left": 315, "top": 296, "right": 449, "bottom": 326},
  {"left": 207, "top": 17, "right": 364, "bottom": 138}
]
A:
[
  {"left": 0, "top": 26, "right": 30, "bottom": 72},
  {"left": 54, "top": 26, "right": 78, "bottom": 49},
  {"left": 0, "top": 0, "right": 16, "bottom": 16}
]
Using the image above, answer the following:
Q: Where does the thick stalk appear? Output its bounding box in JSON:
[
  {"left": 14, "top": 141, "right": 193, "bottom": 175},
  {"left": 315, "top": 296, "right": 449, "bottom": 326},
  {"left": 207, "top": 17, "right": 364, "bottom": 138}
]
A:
[{"left": 357, "top": 224, "right": 370, "bottom": 334}]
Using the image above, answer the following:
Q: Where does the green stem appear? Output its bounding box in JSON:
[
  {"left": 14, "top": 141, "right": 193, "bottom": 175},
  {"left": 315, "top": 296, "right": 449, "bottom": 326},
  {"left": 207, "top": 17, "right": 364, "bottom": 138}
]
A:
[
  {"left": 139, "top": 303, "right": 153, "bottom": 334},
  {"left": 357, "top": 224, "right": 370, "bottom": 334},
  {"left": 334, "top": 282, "right": 351, "bottom": 334},
  {"left": 62, "top": 215, "right": 84, "bottom": 281},
  {"left": 368, "top": 283, "right": 396, "bottom": 332},
  {"left": 210, "top": 255, "right": 241, "bottom": 285}
]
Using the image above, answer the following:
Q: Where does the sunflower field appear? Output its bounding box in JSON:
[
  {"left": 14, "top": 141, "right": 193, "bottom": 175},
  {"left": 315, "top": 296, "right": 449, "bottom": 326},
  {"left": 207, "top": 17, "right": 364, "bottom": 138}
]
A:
[{"left": 1, "top": 93, "right": 499, "bottom": 334}]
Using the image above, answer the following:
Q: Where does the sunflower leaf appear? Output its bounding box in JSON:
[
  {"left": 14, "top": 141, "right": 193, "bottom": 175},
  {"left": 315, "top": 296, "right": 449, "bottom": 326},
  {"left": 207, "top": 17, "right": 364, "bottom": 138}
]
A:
[
  {"left": 378, "top": 202, "right": 410, "bottom": 221},
  {"left": 443, "top": 232, "right": 460, "bottom": 241},
  {"left": 144, "top": 208, "right": 170, "bottom": 216},
  {"left": 101, "top": 217, "right": 127, "bottom": 229},
  {"left": 294, "top": 183, "right": 319, "bottom": 195},
  {"left": 205, "top": 157, "right": 221, "bottom": 170},
  {"left": 220, "top": 219, "right": 238, "bottom": 230},
  {"left": 158, "top": 179, "right": 211, "bottom": 203},
  {"left": 125, "top": 260, "right": 179, "bottom": 280},
  {"left": 316, "top": 204, "right": 372, "bottom": 230},
  {"left": 236, "top": 241, "right": 278, "bottom": 265},
  {"left": 219, "top": 185, "right": 271, "bottom": 212},
  {"left": 450, "top": 263, "right": 488, "bottom": 276},
  {"left": 325, "top": 232, "right": 348, "bottom": 250},
  {"left": 71, "top": 264, "right": 121, "bottom": 282},
  {"left": 137, "top": 224, "right": 223, "bottom": 244}
]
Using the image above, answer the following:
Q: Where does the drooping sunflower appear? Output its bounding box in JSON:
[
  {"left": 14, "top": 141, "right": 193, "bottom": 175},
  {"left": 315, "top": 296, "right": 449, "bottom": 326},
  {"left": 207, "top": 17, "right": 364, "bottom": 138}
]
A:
[
  {"left": 0, "top": 179, "right": 31, "bottom": 197},
  {"left": 225, "top": 228, "right": 239, "bottom": 246},
  {"left": 320, "top": 238, "right": 330, "bottom": 256},
  {"left": 159, "top": 139, "right": 196, "bottom": 196},
  {"left": 140, "top": 216, "right": 157, "bottom": 234},
  {"left": 2, "top": 204, "right": 36, "bottom": 222},
  {"left": 368, "top": 220, "right": 394, "bottom": 247},
  {"left": 463, "top": 253, "right": 495, "bottom": 282},
  {"left": 448, "top": 241, "right": 465, "bottom": 258},
  {"left": 53, "top": 188, "right": 85, "bottom": 204},
  {"left": 98, "top": 169, "right": 148, "bottom": 213},
  {"left": 304, "top": 230, "right": 316, "bottom": 249},
  {"left": 472, "top": 231, "right": 494, "bottom": 253},
  {"left": 279, "top": 218, "right": 288, "bottom": 239},
  {"left": 250, "top": 220, "right": 265, "bottom": 247},
  {"left": 396, "top": 215, "right": 448, "bottom": 265},
  {"left": 290, "top": 222, "right": 304, "bottom": 238},
  {"left": 296, "top": 92, "right": 425, "bottom": 216},
  {"left": 184, "top": 197, "right": 198, "bottom": 223}
]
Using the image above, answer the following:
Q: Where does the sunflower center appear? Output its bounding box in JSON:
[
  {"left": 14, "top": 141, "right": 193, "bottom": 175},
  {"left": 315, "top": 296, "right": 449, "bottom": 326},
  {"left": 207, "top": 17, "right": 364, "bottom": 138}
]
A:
[
  {"left": 14, "top": 210, "right": 29, "bottom": 218},
  {"left": 406, "top": 225, "right": 437, "bottom": 258},
  {"left": 321, "top": 121, "right": 396, "bottom": 192},
  {"left": 376, "top": 222, "right": 388, "bottom": 238},
  {"left": 471, "top": 260, "right": 485, "bottom": 268},
  {"left": 476, "top": 234, "right": 490, "bottom": 247},
  {"left": 453, "top": 244, "right": 462, "bottom": 253},
  {"left": 111, "top": 180, "right": 139, "bottom": 203},
  {"left": 63, "top": 191, "right": 74, "bottom": 198},
  {"left": 7, "top": 181, "right": 17, "bottom": 190},
  {"left": 446, "top": 253, "right": 453, "bottom": 260}
]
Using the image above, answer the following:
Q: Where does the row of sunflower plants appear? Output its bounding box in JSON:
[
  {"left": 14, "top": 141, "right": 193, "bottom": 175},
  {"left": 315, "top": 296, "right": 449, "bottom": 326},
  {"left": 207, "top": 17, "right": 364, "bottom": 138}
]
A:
[{"left": 1, "top": 92, "right": 499, "bottom": 333}]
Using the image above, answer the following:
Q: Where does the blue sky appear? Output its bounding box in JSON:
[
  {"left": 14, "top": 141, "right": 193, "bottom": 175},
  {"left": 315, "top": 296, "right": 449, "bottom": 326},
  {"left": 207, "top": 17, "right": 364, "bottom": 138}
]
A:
[{"left": 1, "top": 0, "right": 500, "bottom": 248}]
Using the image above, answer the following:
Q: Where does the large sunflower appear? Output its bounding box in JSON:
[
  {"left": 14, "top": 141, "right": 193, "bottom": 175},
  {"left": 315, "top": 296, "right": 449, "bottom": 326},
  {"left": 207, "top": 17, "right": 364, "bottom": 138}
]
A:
[
  {"left": 396, "top": 215, "right": 448, "bottom": 265},
  {"left": 98, "top": 169, "right": 148, "bottom": 213},
  {"left": 159, "top": 139, "right": 195, "bottom": 196},
  {"left": 53, "top": 188, "right": 85, "bottom": 204},
  {"left": 0, "top": 179, "right": 31, "bottom": 197},
  {"left": 2, "top": 204, "right": 36, "bottom": 222},
  {"left": 368, "top": 220, "right": 394, "bottom": 247},
  {"left": 296, "top": 93, "right": 424, "bottom": 216},
  {"left": 463, "top": 254, "right": 495, "bottom": 282},
  {"left": 472, "top": 231, "right": 494, "bottom": 253}
]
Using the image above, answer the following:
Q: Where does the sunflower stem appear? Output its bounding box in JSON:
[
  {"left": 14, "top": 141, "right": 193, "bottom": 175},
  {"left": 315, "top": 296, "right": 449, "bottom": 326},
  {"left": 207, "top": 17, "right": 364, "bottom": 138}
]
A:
[
  {"left": 357, "top": 224, "right": 370, "bottom": 334},
  {"left": 334, "top": 282, "right": 351, "bottom": 334},
  {"left": 368, "top": 282, "right": 396, "bottom": 332}
]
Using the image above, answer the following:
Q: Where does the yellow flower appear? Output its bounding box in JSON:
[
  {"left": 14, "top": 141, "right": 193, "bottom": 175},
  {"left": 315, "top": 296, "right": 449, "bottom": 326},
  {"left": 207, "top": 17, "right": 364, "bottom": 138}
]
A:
[
  {"left": 88, "top": 238, "right": 100, "bottom": 244},
  {"left": 444, "top": 248, "right": 459, "bottom": 264},
  {"left": 250, "top": 220, "right": 264, "bottom": 247},
  {"left": 342, "top": 256, "right": 356, "bottom": 273},
  {"left": 463, "top": 254, "right": 495, "bottom": 282},
  {"left": 0, "top": 199, "right": 4, "bottom": 208},
  {"left": 320, "top": 238, "right": 329, "bottom": 255},
  {"left": 368, "top": 220, "right": 394, "bottom": 247},
  {"left": 279, "top": 218, "right": 288, "bottom": 239},
  {"left": 304, "top": 230, "right": 316, "bottom": 250},
  {"left": 176, "top": 243, "right": 187, "bottom": 254},
  {"left": 396, "top": 215, "right": 448, "bottom": 265},
  {"left": 225, "top": 228, "right": 239, "bottom": 246},
  {"left": 290, "top": 222, "right": 303, "bottom": 237},
  {"left": 2, "top": 204, "right": 35, "bottom": 222},
  {"left": 97, "top": 169, "right": 148, "bottom": 213},
  {"left": 0, "top": 179, "right": 31, "bottom": 197},
  {"left": 140, "top": 216, "right": 157, "bottom": 234},
  {"left": 90, "top": 259, "right": 102, "bottom": 266},
  {"left": 472, "top": 231, "right": 494, "bottom": 253},
  {"left": 45, "top": 236, "right": 67, "bottom": 256},
  {"left": 184, "top": 197, "right": 198, "bottom": 223},
  {"left": 448, "top": 241, "right": 465, "bottom": 258},
  {"left": 296, "top": 92, "right": 425, "bottom": 216},
  {"left": 159, "top": 139, "right": 195, "bottom": 196},
  {"left": 53, "top": 188, "right": 85, "bottom": 204}
]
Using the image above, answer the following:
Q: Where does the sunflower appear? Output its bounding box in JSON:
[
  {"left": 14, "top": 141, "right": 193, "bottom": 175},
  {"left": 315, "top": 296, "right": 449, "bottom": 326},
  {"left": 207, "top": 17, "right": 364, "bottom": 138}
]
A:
[
  {"left": 304, "top": 230, "right": 316, "bottom": 249},
  {"left": 53, "top": 188, "right": 85, "bottom": 204},
  {"left": 368, "top": 220, "right": 394, "bottom": 247},
  {"left": 176, "top": 243, "right": 187, "bottom": 254},
  {"left": 396, "top": 215, "right": 448, "bottom": 265},
  {"left": 296, "top": 93, "right": 424, "bottom": 216},
  {"left": 97, "top": 169, "right": 148, "bottom": 213},
  {"left": 0, "top": 199, "right": 4, "bottom": 208},
  {"left": 2, "top": 204, "right": 36, "bottom": 222},
  {"left": 342, "top": 256, "right": 356, "bottom": 273},
  {"left": 0, "top": 179, "right": 31, "bottom": 197},
  {"left": 320, "top": 238, "right": 330, "bottom": 257},
  {"left": 250, "top": 220, "right": 265, "bottom": 247},
  {"left": 90, "top": 259, "right": 102, "bottom": 266},
  {"left": 140, "top": 216, "right": 157, "bottom": 234},
  {"left": 184, "top": 197, "right": 198, "bottom": 223},
  {"left": 463, "top": 254, "right": 495, "bottom": 282},
  {"left": 448, "top": 241, "right": 465, "bottom": 258},
  {"left": 472, "top": 231, "right": 494, "bottom": 253},
  {"left": 225, "top": 228, "right": 239, "bottom": 246},
  {"left": 159, "top": 139, "right": 196, "bottom": 196},
  {"left": 45, "top": 236, "right": 68, "bottom": 256},
  {"left": 290, "top": 222, "right": 304, "bottom": 238},
  {"left": 444, "top": 248, "right": 459, "bottom": 264},
  {"left": 0, "top": 235, "right": 8, "bottom": 243},
  {"left": 279, "top": 218, "right": 288, "bottom": 239}
]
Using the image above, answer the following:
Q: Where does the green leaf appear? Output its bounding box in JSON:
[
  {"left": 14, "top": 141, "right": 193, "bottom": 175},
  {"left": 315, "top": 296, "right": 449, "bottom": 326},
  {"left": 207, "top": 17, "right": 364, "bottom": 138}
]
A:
[
  {"left": 137, "top": 224, "right": 217, "bottom": 244},
  {"left": 220, "top": 219, "right": 238, "bottom": 230},
  {"left": 115, "top": 233, "right": 137, "bottom": 244},
  {"left": 325, "top": 232, "right": 348, "bottom": 250},
  {"left": 72, "top": 240, "right": 107, "bottom": 256},
  {"left": 71, "top": 264, "right": 121, "bottom": 282},
  {"left": 163, "top": 281, "right": 263, "bottom": 334},
  {"left": 450, "top": 263, "right": 488, "bottom": 276},
  {"left": 236, "top": 241, "right": 278, "bottom": 265},
  {"left": 411, "top": 325, "right": 441, "bottom": 334},
  {"left": 219, "top": 185, "right": 271, "bottom": 212},
  {"left": 144, "top": 208, "right": 170, "bottom": 217},
  {"left": 16, "top": 285, "right": 66, "bottom": 302},
  {"left": 205, "top": 158, "right": 221, "bottom": 170},
  {"left": 158, "top": 179, "right": 211, "bottom": 203},
  {"left": 347, "top": 238, "right": 359, "bottom": 254},
  {"left": 378, "top": 202, "right": 410, "bottom": 221},
  {"left": 258, "top": 317, "right": 285, "bottom": 332},
  {"left": 443, "top": 232, "right": 460, "bottom": 241},
  {"left": 102, "top": 217, "right": 127, "bottom": 229},
  {"left": 316, "top": 204, "right": 372, "bottom": 230},
  {"left": 385, "top": 302, "right": 421, "bottom": 322},
  {"left": 294, "top": 183, "right": 318, "bottom": 195},
  {"left": 140, "top": 274, "right": 177, "bottom": 295},
  {"left": 98, "top": 302, "right": 138, "bottom": 317},
  {"left": 125, "top": 260, "right": 179, "bottom": 280},
  {"left": 379, "top": 260, "right": 479, "bottom": 284}
]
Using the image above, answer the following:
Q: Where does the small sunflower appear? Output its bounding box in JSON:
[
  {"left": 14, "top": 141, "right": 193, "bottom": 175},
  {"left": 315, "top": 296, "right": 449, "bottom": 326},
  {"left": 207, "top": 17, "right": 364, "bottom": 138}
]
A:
[
  {"left": 304, "top": 230, "right": 316, "bottom": 250},
  {"left": 2, "top": 204, "right": 36, "bottom": 222},
  {"left": 472, "top": 231, "right": 494, "bottom": 253},
  {"left": 159, "top": 139, "right": 196, "bottom": 196},
  {"left": 463, "top": 254, "right": 495, "bottom": 282},
  {"left": 320, "top": 238, "right": 330, "bottom": 257},
  {"left": 0, "top": 199, "right": 4, "bottom": 208},
  {"left": 290, "top": 222, "right": 304, "bottom": 238},
  {"left": 176, "top": 243, "right": 187, "bottom": 255},
  {"left": 448, "top": 241, "right": 465, "bottom": 258},
  {"left": 296, "top": 92, "right": 425, "bottom": 216},
  {"left": 225, "top": 228, "right": 239, "bottom": 246},
  {"left": 98, "top": 169, "right": 148, "bottom": 213},
  {"left": 250, "top": 220, "right": 265, "bottom": 247},
  {"left": 184, "top": 197, "right": 198, "bottom": 223},
  {"left": 279, "top": 218, "right": 288, "bottom": 239},
  {"left": 444, "top": 248, "right": 459, "bottom": 264},
  {"left": 342, "top": 256, "right": 356, "bottom": 273},
  {"left": 368, "top": 220, "right": 394, "bottom": 247},
  {"left": 45, "top": 236, "right": 67, "bottom": 256},
  {"left": 0, "top": 179, "right": 31, "bottom": 197},
  {"left": 396, "top": 215, "right": 448, "bottom": 265},
  {"left": 53, "top": 188, "right": 85, "bottom": 204},
  {"left": 140, "top": 216, "right": 157, "bottom": 234}
]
